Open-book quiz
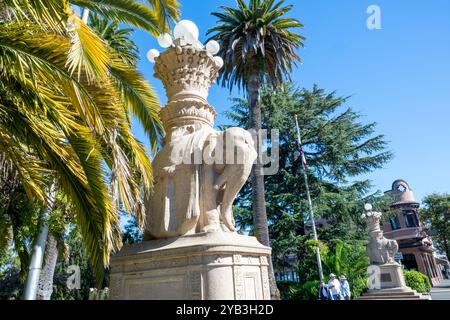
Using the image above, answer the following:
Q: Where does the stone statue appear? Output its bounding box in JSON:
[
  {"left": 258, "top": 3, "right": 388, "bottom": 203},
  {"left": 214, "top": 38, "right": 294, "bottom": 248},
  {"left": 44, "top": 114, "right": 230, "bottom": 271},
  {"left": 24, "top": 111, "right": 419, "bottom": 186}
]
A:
[
  {"left": 111, "top": 22, "right": 271, "bottom": 301},
  {"left": 358, "top": 204, "right": 430, "bottom": 299},
  {"left": 144, "top": 42, "right": 257, "bottom": 239},
  {"left": 361, "top": 204, "right": 399, "bottom": 265}
]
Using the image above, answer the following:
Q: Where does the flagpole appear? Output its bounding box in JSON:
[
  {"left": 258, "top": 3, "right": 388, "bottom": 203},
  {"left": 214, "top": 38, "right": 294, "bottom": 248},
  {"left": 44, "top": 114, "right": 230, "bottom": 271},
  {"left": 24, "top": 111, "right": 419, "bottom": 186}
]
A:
[{"left": 294, "top": 116, "right": 324, "bottom": 282}]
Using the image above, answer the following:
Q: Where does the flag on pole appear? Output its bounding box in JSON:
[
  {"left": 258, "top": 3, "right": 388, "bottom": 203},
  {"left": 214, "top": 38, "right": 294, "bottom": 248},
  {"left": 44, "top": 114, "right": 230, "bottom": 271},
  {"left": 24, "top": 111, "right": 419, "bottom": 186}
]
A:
[
  {"left": 294, "top": 116, "right": 307, "bottom": 170},
  {"left": 298, "top": 144, "right": 307, "bottom": 170}
]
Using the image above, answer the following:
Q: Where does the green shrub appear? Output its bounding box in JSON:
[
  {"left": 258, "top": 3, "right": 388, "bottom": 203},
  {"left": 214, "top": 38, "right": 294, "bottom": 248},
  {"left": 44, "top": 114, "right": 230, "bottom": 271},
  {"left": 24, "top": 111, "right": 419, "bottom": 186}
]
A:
[
  {"left": 277, "top": 280, "right": 320, "bottom": 300},
  {"left": 403, "top": 270, "right": 431, "bottom": 293},
  {"left": 350, "top": 276, "right": 368, "bottom": 298},
  {"left": 297, "top": 280, "right": 320, "bottom": 300},
  {"left": 277, "top": 281, "right": 300, "bottom": 300}
]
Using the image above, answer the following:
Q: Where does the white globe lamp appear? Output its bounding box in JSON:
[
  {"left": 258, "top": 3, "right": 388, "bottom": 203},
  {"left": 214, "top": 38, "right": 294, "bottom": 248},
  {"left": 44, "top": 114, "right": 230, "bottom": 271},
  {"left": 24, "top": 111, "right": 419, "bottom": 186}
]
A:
[
  {"left": 157, "top": 33, "right": 173, "bottom": 48},
  {"left": 147, "top": 49, "right": 160, "bottom": 63},
  {"left": 213, "top": 56, "right": 224, "bottom": 69},
  {"left": 174, "top": 20, "right": 199, "bottom": 45},
  {"left": 364, "top": 203, "right": 373, "bottom": 212},
  {"left": 206, "top": 40, "right": 220, "bottom": 55}
]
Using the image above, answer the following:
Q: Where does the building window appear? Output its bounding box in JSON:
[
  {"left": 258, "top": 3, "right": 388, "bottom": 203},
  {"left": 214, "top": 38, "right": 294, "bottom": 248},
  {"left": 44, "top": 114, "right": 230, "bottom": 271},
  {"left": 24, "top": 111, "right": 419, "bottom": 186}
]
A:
[
  {"left": 403, "top": 210, "right": 419, "bottom": 228},
  {"left": 402, "top": 254, "right": 418, "bottom": 271},
  {"left": 390, "top": 216, "right": 401, "bottom": 230}
]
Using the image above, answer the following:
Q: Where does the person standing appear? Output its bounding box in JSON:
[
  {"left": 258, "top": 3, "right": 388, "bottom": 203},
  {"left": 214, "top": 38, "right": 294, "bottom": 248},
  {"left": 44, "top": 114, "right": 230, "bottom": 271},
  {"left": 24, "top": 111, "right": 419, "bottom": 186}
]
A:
[
  {"left": 318, "top": 281, "right": 332, "bottom": 300},
  {"left": 327, "top": 273, "right": 343, "bottom": 300},
  {"left": 339, "top": 275, "right": 351, "bottom": 300}
]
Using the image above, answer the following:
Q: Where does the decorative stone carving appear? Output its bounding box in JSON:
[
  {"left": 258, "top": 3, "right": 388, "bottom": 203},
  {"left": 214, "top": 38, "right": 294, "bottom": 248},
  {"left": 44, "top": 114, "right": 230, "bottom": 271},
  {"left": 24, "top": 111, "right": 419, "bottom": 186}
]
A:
[
  {"left": 145, "top": 43, "right": 257, "bottom": 239},
  {"left": 361, "top": 208, "right": 399, "bottom": 265}
]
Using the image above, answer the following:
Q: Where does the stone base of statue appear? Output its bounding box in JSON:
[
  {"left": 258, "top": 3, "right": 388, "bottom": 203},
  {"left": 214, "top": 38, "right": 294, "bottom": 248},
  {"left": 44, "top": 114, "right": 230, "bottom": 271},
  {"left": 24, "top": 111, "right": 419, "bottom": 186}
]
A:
[
  {"left": 109, "top": 232, "right": 271, "bottom": 300},
  {"left": 359, "top": 287, "right": 431, "bottom": 300},
  {"left": 359, "top": 264, "right": 431, "bottom": 300},
  {"left": 377, "top": 263, "right": 406, "bottom": 289}
]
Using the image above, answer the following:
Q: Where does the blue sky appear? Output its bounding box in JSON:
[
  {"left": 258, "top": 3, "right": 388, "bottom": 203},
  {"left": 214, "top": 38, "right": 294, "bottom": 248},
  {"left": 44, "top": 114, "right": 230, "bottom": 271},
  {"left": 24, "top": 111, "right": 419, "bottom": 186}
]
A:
[{"left": 128, "top": 0, "right": 450, "bottom": 203}]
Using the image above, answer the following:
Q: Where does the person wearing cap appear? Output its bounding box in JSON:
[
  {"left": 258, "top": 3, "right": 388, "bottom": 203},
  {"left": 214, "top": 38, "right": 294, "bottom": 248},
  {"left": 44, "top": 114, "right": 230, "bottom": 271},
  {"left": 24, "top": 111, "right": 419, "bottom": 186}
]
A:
[
  {"left": 339, "top": 275, "right": 351, "bottom": 300},
  {"left": 327, "top": 273, "right": 343, "bottom": 300}
]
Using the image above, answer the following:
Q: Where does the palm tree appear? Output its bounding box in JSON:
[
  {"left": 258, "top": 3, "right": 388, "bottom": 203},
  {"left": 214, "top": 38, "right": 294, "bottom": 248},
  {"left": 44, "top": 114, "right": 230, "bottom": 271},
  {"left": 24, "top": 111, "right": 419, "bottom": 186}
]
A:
[
  {"left": 88, "top": 12, "right": 139, "bottom": 66},
  {"left": 0, "top": 0, "right": 179, "bottom": 294},
  {"left": 36, "top": 12, "right": 167, "bottom": 299},
  {"left": 207, "top": 0, "right": 305, "bottom": 299}
]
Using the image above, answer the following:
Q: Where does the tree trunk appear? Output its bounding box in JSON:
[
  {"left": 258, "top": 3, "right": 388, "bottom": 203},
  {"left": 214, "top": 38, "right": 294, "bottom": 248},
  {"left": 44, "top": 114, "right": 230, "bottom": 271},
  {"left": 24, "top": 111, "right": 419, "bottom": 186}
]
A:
[
  {"left": 23, "top": 183, "right": 56, "bottom": 300},
  {"left": 23, "top": 218, "right": 49, "bottom": 300},
  {"left": 36, "top": 233, "right": 58, "bottom": 300},
  {"left": 0, "top": 0, "right": 10, "bottom": 21},
  {"left": 247, "top": 69, "right": 280, "bottom": 300},
  {"left": 81, "top": 7, "right": 90, "bottom": 23}
]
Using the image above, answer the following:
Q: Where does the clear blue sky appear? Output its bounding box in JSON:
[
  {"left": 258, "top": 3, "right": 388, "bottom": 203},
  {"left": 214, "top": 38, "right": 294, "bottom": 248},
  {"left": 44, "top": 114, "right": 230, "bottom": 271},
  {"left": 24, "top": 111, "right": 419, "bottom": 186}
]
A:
[{"left": 129, "top": 0, "right": 450, "bottom": 203}]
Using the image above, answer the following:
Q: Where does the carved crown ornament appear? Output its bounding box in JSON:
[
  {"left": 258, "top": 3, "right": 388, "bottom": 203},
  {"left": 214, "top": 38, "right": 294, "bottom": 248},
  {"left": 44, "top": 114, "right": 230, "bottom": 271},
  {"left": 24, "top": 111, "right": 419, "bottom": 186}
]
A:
[
  {"left": 147, "top": 20, "right": 224, "bottom": 130},
  {"left": 154, "top": 45, "right": 221, "bottom": 102},
  {"left": 361, "top": 203, "right": 383, "bottom": 233}
]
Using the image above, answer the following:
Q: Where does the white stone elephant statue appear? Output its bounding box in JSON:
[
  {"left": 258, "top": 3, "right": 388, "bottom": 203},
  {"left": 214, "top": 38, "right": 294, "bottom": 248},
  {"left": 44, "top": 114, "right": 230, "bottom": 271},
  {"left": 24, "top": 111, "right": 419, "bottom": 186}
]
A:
[{"left": 144, "top": 123, "right": 257, "bottom": 240}]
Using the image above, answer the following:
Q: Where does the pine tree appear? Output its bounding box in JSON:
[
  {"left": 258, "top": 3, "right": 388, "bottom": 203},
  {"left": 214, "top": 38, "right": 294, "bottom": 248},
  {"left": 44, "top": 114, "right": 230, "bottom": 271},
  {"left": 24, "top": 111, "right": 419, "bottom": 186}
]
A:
[{"left": 225, "top": 83, "right": 392, "bottom": 281}]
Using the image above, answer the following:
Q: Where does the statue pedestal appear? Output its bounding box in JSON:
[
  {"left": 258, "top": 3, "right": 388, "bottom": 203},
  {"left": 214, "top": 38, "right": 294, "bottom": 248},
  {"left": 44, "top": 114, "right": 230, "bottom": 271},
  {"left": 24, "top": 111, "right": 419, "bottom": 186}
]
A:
[
  {"left": 359, "top": 264, "right": 431, "bottom": 300},
  {"left": 359, "top": 287, "right": 431, "bottom": 300},
  {"left": 109, "top": 232, "right": 271, "bottom": 300},
  {"left": 378, "top": 263, "right": 406, "bottom": 289}
]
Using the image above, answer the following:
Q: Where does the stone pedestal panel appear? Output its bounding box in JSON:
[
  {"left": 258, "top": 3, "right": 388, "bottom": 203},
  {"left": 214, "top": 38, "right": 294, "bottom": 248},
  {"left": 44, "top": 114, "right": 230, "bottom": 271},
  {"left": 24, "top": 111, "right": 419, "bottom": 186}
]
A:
[
  {"left": 110, "top": 233, "right": 271, "bottom": 300},
  {"left": 378, "top": 263, "right": 407, "bottom": 289}
]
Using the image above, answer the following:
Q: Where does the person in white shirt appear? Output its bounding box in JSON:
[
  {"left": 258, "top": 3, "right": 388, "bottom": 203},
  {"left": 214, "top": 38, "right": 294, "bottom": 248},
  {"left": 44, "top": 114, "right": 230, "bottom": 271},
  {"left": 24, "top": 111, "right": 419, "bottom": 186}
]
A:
[{"left": 327, "top": 273, "right": 343, "bottom": 300}]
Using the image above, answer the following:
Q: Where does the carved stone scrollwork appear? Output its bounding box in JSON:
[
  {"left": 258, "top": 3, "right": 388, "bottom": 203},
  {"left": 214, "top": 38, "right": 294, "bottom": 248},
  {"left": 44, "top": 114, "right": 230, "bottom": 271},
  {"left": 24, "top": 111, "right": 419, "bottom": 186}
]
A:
[
  {"left": 233, "top": 266, "right": 244, "bottom": 300},
  {"left": 189, "top": 271, "right": 202, "bottom": 300}
]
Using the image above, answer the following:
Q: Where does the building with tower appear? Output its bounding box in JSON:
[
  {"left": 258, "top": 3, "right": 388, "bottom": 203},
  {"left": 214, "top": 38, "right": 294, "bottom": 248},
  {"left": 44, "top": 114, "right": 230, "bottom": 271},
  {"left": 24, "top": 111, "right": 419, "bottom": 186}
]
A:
[{"left": 382, "top": 179, "right": 442, "bottom": 286}]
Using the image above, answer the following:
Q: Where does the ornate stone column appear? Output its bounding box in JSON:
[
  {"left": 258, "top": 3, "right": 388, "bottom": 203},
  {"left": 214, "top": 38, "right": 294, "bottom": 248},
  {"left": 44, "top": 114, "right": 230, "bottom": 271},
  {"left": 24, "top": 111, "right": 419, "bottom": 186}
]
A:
[{"left": 110, "top": 28, "right": 271, "bottom": 300}]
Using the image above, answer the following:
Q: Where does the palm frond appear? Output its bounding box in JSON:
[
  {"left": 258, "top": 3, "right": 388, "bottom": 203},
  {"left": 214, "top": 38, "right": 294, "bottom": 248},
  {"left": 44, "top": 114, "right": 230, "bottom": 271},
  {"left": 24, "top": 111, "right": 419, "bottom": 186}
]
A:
[
  {"left": 109, "top": 56, "right": 163, "bottom": 153},
  {"left": 66, "top": 13, "right": 109, "bottom": 82},
  {"left": 70, "top": 0, "right": 162, "bottom": 36}
]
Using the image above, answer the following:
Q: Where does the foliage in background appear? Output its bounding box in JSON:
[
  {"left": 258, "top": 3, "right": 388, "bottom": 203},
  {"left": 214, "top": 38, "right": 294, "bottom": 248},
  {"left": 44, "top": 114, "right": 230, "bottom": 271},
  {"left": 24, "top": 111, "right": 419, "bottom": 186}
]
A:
[
  {"left": 50, "top": 226, "right": 98, "bottom": 300},
  {"left": 122, "top": 215, "right": 144, "bottom": 245},
  {"left": 350, "top": 276, "right": 369, "bottom": 299},
  {"left": 403, "top": 270, "right": 431, "bottom": 294},
  {"left": 277, "top": 280, "right": 319, "bottom": 300},
  {"left": 225, "top": 83, "right": 392, "bottom": 288},
  {"left": 309, "top": 240, "right": 369, "bottom": 298},
  {"left": 0, "top": 155, "right": 41, "bottom": 279},
  {"left": 320, "top": 241, "right": 369, "bottom": 281},
  {"left": 88, "top": 12, "right": 139, "bottom": 67},
  {"left": 421, "top": 194, "right": 450, "bottom": 261},
  {"left": 277, "top": 240, "right": 369, "bottom": 300}
]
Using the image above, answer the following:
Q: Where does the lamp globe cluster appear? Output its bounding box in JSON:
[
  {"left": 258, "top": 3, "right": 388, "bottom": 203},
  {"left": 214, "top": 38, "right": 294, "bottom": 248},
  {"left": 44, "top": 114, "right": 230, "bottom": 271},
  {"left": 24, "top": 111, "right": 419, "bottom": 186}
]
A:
[
  {"left": 147, "top": 20, "right": 223, "bottom": 69},
  {"left": 361, "top": 204, "right": 383, "bottom": 220}
]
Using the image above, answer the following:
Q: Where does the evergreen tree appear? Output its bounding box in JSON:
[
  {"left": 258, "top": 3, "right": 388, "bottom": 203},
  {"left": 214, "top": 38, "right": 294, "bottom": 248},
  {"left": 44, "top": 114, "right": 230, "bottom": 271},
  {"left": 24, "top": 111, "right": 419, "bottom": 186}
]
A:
[
  {"left": 421, "top": 194, "right": 450, "bottom": 261},
  {"left": 225, "top": 83, "right": 392, "bottom": 281}
]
